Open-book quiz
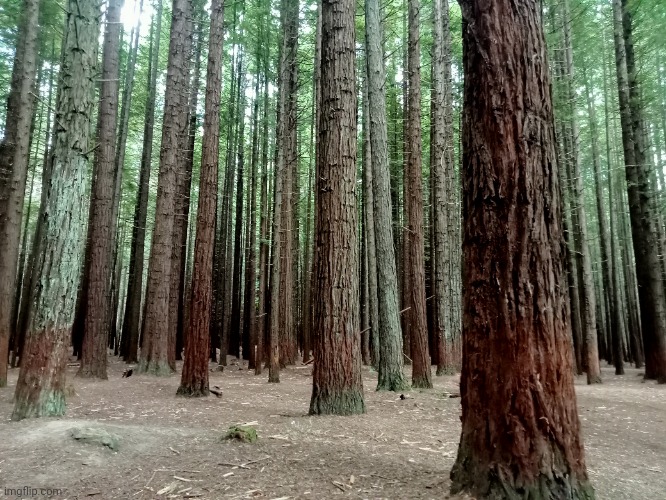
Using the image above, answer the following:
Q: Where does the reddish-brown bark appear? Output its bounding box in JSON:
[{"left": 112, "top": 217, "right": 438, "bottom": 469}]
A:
[
  {"left": 0, "top": 0, "right": 40, "bottom": 387},
  {"left": 405, "top": 0, "right": 432, "bottom": 389},
  {"left": 121, "top": 3, "right": 163, "bottom": 364},
  {"left": 308, "top": 0, "right": 365, "bottom": 416},
  {"left": 178, "top": 0, "right": 224, "bottom": 397},
  {"left": 12, "top": 328, "right": 69, "bottom": 419},
  {"left": 77, "top": 0, "right": 122, "bottom": 379},
  {"left": 140, "top": 0, "right": 191, "bottom": 376},
  {"left": 451, "top": 0, "right": 594, "bottom": 497},
  {"left": 613, "top": 0, "right": 666, "bottom": 382}
]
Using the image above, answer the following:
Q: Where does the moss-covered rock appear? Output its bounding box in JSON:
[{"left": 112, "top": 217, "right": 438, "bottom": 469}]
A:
[
  {"left": 222, "top": 425, "right": 257, "bottom": 443},
  {"left": 70, "top": 427, "right": 121, "bottom": 451}
]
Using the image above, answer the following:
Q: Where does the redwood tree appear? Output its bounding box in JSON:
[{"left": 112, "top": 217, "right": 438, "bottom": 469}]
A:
[
  {"left": 405, "top": 0, "right": 432, "bottom": 389},
  {"left": 364, "top": 0, "right": 407, "bottom": 390},
  {"left": 0, "top": 0, "right": 40, "bottom": 387},
  {"left": 139, "top": 0, "right": 192, "bottom": 375},
  {"left": 77, "top": 0, "right": 123, "bottom": 379},
  {"left": 12, "top": 0, "right": 100, "bottom": 420},
  {"left": 450, "top": 0, "right": 594, "bottom": 496},
  {"left": 178, "top": 0, "right": 225, "bottom": 396},
  {"left": 121, "top": 3, "right": 163, "bottom": 364},
  {"left": 309, "top": 0, "right": 365, "bottom": 416}
]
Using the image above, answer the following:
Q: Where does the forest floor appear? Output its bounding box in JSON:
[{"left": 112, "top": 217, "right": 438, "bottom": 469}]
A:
[{"left": 0, "top": 357, "right": 664, "bottom": 500}]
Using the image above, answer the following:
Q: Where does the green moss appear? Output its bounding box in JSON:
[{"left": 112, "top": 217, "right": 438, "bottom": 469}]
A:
[
  {"left": 11, "top": 389, "right": 66, "bottom": 421},
  {"left": 223, "top": 425, "right": 258, "bottom": 443},
  {"left": 42, "top": 390, "right": 67, "bottom": 416}
]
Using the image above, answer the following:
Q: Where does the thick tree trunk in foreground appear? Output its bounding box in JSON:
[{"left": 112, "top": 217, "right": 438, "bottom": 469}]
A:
[
  {"left": 309, "top": 0, "right": 365, "bottom": 416},
  {"left": 12, "top": 0, "right": 100, "bottom": 419},
  {"left": 450, "top": 0, "right": 594, "bottom": 496},
  {"left": 405, "top": 0, "right": 432, "bottom": 389},
  {"left": 365, "top": 0, "right": 406, "bottom": 391},
  {"left": 140, "top": 0, "right": 191, "bottom": 375},
  {"left": 77, "top": 0, "right": 122, "bottom": 379},
  {"left": 0, "top": 0, "right": 40, "bottom": 387},
  {"left": 178, "top": 0, "right": 225, "bottom": 397},
  {"left": 121, "top": 3, "right": 163, "bottom": 364}
]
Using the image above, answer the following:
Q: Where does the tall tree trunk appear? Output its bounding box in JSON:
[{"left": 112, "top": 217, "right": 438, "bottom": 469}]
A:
[
  {"left": 613, "top": 0, "right": 666, "bottom": 382},
  {"left": 109, "top": 1, "right": 142, "bottom": 357},
  {"left": 12, "top": 0, "right": 100, "bottom": 419},
  {"left": 169, "top": 13, "right": 199, "bottom": 367},
  {"left": 560, "top": 0, "right": 601, "bottom": 384},
  {"left": 450, "top": 0, "right": 594, "bottom": 495},
  {"left": 275, "top": 0, "right": 298, "bottom": 368},
  {"left": 245, "top": 63, "right": 261, "bottom": 370},
  {"left": 255, "top": 40, "right": 271, "bottom": 375},
  {"left": 121, "top": 2, "right": 163, "bottom": 364},
  {"left": 77, "top": 0, "right": 123, "bottom": 379},
  {"left": 139, "top": 0, "right": 192, "bottom": 375},
  {"left": 603, "top": 40, "right": 628, "bottom": 374},
  {"left": 12, "top": 40, "right": 56, "bottom": 370},
  {"left": 584, "top": 65, "right": 623, "bottom": 375},
  {"left": 405, "top": 0, "right": 432, "bottom": 389},
  {"left": 361, "top": 74, "right": 377, "bottom": 367},
  {"left": 217, "top": 40, "right": 239, "bottom": 368},
  {"left": 0, "top": 0, "right": 40, "bottom": 387},
  {"left": 12, "top": 104, "right": 40, "bottom": 365},
  {"left": 364, "top": 0, "right": 406, "bottom": 391},
  {"left": 230, "top": 61, "right": 246, "bottom": 360},
  {"left": 301, "top": 67, "right": 315, "bottom": 365},
  {"left": 178, "top": 0, "right": 225, "bottom": 396},
  {"left": 431, "top": 0, "right": 457, "bottom": 376},
  {"left": 309, "top": 0, "right": 365, "bottom": 415}
]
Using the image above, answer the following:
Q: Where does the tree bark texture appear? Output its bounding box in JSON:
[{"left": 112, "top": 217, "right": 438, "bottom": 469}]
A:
[
  {"left": 364, "top": 0, "right": 407, "bottom": 391},
  {"left": 12, "top": 0, "right": 100, "bottom": 419},
  {"left": 121, "top": 2, "right": 163, "bottom": 364},
  {"left": 77, "top": 0, "right": 123, "bottom": 379},
  {"left": 560, "top": 0, "right": 601, "bottom": 384},
  {"left": 178, "top": 0, "right": 225, "bottom": 397},
  {"left": 168, "top": 13, "right": 197, "bottom": 368},
  {"left": 275, "top": 0, "right": 298, "bottom": 367},
  {"left": 0, "top": 0, "right": 40, "bottom": 387},
  {"left": 450, "top": 0, "right": 594, "bottom": 496},
  {"left": 405, "top": 0, "right": 432, "bottom": 389},
  {"left": 139, "top": 0, "right": 191, "bottom": 375},
  {"left": 309, "top": 0, "right": 365, "bottom": 416},
  {"left": 612, "top": 0, "right": 666, "bottom": 382},
  {"left": 431, "top": 0, "right": 458, "bottom": 376}
]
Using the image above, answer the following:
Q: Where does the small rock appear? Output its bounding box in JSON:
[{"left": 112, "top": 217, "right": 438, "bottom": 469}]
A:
[{"left": 70, "top": 427, "right": 120, "bottom": 451}]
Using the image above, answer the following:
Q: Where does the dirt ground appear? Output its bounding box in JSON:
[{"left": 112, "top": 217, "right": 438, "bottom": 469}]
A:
[{"left": 0, "top": 357, "right": 664, "bottom": 499}]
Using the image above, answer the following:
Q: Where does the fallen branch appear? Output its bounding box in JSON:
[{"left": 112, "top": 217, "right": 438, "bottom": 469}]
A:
[{"left": 332, "top": 481, "right": 346, "bottom": 492}]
